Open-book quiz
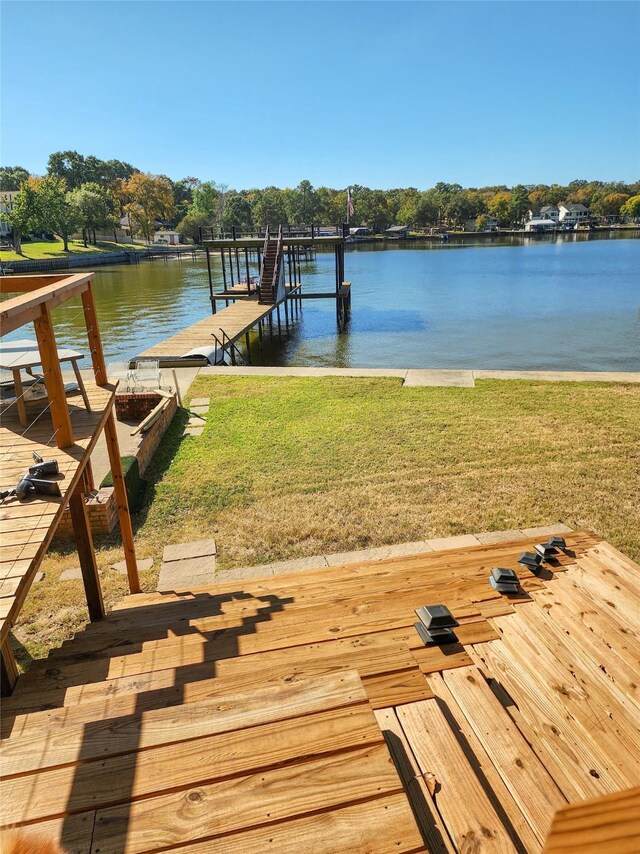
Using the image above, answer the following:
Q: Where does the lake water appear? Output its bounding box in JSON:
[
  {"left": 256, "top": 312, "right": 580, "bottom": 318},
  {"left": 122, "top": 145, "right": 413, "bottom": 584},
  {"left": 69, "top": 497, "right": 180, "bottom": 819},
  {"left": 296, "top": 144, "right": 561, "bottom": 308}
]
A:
[{"left": 5, "top": 233, "right": 640, "bottom": 371}]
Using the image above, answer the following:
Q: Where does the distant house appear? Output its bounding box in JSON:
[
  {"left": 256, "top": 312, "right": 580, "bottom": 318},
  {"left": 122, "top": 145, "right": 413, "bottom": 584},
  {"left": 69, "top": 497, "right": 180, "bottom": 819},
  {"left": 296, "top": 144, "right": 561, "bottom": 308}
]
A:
[
  {"left": 384, "top": 225, "right": 409, "bottom": 239},
  {"left": 0, "top": 191, "right": 19, "bottom": 238},
  {"left": 349, "top": 226, "right": 371, "bottom": 236},
  {"left": 153, "top": 230, "right": 181, "bottom": 245},
  {"left": 527, "top": 205, "right": 559, "bottom": 223},
  {"left": 466, "top": 215, "right": 499, "bottom": 232},
  {"left": 558, "top": 203, "right": 589, "bottom": 227}
]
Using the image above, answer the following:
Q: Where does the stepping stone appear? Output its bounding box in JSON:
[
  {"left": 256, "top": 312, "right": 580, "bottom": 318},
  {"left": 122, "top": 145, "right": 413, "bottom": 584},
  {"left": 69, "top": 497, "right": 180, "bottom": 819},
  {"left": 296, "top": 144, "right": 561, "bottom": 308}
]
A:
[
  {"left": 60, "top": 567, "right": 83, "bottom": 581},
  {"left": 33, "top": 571, "right": 45, "bottom": 584},
  {"left": 190, "top": 397, "right": 210, "bottom": 407},
  {"left": 110, "top": 557, "right": 154, "bottom": 575},
  {"left": 425, "top": 534, "right": 481, "bottom": 551},
  {"left": 187, "top": 415, "right": 206, "bottom": 426},
  {"left": 190, "top": 405, "right": 209, "bottom": 415},
  {"left": 183, "top": 426, "right": 204, "bottom": 437},
  {"left": 164, "top": 539, "right": 218, "bottom": 563},
  {"left": 157, "top": 555, "right": 216, "bottom": 592}
]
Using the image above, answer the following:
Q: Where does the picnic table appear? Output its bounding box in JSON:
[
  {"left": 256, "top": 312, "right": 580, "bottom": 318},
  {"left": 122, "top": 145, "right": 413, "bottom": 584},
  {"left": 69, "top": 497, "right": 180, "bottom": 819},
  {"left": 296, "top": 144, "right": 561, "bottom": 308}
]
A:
[{"left": 0, "top": 338, "right": 91, "bottom": 427}]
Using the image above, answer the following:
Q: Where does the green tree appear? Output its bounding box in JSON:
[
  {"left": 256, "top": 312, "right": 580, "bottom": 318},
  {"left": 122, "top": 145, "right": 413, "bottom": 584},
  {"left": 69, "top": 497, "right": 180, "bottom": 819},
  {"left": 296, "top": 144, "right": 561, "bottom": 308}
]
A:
[
  {"left": 176, "top": 211, "right": 212, "bottom": 243},
  {"left": 620, "top": 195, "right": 640, "bottom": 220},
  {"left": 251, "top": 186, "right": 289, "bottom": 226},
  {"left": 476, "top": 214, "right": 488, "bottom": 231},
  {"left": 220, "top": 191, "right": 252, "bottom": 230},
  {"left": 596, "top": 193, "right": 630, "bottom": 217},
  {"left": 0, "top": 180, "right": 41, "bottom": 254},
  {"left": 47, "top": 150, "right": 137, "bottom": 190},
  {"left": 34, "top": 176, "right": 83, "bottom": 251},
  {"left": 285, "top": 180, "right": 319, "bottom": 223},
  {"left": 509, "top": 185, "right": 530, "bottom": 227},
  {"left": 124, "top": 172, "right": 174, "bottom": 243},
  {"left": 0, "top": 165, "right": 30, "bottom": 191},
  {"left": 487, "top": 191, "right": 512, "bottom": 226},
  {"left": 68, "top": 182, "right": 116, "bottom": 245}
]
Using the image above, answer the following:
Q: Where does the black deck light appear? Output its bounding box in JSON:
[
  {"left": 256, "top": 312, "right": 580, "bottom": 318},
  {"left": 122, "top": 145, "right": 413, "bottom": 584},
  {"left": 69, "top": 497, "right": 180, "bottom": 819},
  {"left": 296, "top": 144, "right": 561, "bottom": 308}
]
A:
[
  {"left": 547, "top": 536, "right": 567, "bottom": 550},
  {"left": 489, "top": 567, "right": 521, "bottom": 594},
  {"left": 534, "top": 542, "right": 557, "bottom": 560},
  {"left": 518, "top": 551, "right": 543, "bottom": 572},
  {"left": 414, "top": 604, "right": 459, "bottom": 645}
]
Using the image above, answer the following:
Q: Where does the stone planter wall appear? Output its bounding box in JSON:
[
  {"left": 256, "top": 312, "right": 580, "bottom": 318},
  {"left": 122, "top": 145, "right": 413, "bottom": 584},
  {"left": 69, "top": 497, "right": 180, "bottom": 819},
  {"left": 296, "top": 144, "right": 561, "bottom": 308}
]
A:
[{"left": 55, "top": 392, "right": 178, "bottom": 540}]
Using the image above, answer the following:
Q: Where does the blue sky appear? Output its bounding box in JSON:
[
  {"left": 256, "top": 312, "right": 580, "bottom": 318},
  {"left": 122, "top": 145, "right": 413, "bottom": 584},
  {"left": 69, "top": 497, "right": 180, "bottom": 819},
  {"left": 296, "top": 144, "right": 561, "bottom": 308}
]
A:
[{"left": 2, "top": 1, "right": 639, "bottom": 189}]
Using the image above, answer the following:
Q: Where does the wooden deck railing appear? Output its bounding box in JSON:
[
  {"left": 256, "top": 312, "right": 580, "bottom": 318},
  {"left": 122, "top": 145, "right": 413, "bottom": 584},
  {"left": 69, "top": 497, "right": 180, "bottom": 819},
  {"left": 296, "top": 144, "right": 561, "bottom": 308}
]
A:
[{"left": 0, "top": 273, "right": 139, "bottom": 693}]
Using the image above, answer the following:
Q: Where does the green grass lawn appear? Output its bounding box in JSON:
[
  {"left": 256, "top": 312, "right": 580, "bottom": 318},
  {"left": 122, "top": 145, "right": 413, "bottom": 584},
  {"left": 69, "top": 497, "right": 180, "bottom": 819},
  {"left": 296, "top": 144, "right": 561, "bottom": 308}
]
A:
[
  {"left": 14, "top": 376, "right": 640, "bottom": 663},
  {"left": 0, "top": 238, "right": 143, "bottom": 261}
]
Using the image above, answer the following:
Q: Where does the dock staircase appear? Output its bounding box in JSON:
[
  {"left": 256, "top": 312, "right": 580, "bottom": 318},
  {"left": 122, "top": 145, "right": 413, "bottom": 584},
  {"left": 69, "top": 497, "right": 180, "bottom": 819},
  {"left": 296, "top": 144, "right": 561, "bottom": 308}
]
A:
[{"left": 258, "top": 226, "right": 284, "bottom": 305}]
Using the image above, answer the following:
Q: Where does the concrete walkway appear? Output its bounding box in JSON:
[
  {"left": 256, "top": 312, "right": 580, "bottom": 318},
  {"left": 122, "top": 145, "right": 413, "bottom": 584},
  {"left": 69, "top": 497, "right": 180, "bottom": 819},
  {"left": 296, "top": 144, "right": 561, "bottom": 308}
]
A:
[{"left": 195, "top": 366, "right": 640, "bottom": 386}]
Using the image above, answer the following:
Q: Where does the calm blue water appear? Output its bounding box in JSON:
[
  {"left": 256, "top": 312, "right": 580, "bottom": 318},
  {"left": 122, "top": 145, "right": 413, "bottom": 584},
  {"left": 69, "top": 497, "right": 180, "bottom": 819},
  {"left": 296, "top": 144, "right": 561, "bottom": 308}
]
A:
[
  {"left": 268, "top": 235, "right": 640, "bottom": 370},
  {"left": 3, "top": 233, "right": 639, "bottom": 371}
]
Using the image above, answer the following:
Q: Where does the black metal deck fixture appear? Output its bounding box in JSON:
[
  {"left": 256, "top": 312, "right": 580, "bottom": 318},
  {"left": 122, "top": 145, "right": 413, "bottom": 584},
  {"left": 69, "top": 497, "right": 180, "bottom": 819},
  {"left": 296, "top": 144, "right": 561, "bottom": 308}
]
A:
[
  {"left": 414, "top": 604, "right": 459, "bottom": 645},
  {"left": 518, "top": 551, "right": 543, "bottom": 572},
  {"left": 489, "top": 566, "right": 521, "bottom": 594},
  {"left": 547, "top": 536, "right": 567, "bottom": 551},
  {"left": 534, "top": 542, "right": 557, "bottom": 560}
]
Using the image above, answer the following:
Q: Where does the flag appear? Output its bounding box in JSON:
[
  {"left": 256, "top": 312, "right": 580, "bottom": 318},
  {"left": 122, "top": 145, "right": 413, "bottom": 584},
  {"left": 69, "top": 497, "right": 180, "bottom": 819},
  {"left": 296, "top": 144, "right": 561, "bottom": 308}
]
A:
[{"left": 347, "top": 188, "right": 354, "bottom": 218}]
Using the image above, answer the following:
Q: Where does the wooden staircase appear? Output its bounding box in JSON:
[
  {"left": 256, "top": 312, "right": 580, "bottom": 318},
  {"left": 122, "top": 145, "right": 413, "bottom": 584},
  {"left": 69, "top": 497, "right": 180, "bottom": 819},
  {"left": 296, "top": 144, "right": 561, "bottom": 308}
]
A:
[{"left": 258, "top": 226, "right": 283, "bottom": 305}]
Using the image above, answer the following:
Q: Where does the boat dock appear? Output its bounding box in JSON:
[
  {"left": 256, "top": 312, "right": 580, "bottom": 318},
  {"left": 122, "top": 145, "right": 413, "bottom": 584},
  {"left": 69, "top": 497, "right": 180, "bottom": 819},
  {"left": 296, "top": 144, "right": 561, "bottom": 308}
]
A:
[
  {"left": 135, "top": 284, "right": 302, "bottom": 367},
  {"left": 135, "top": 224, "right": 352, "bottom": 367}
]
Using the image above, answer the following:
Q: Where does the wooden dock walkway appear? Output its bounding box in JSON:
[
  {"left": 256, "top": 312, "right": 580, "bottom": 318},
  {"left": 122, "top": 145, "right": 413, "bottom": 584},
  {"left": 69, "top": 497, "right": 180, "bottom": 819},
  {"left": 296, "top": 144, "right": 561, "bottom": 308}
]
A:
[
  {"left": 135, "top": 285, "right": 301, "bottom": 367},
  {"left": 2, "top": 531, "right": 639, "bottom": 851}
]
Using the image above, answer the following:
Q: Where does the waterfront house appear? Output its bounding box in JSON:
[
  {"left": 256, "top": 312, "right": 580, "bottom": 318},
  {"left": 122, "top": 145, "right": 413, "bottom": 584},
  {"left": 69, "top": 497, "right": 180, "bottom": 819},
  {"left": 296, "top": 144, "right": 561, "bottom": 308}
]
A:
[
  {"left": 527, "top": 205, "right": 559, "bottom": 223},
  {"left": 349, "top": 226, "right": 371, "bottom": 236},
  {"left": 466, "top": 215, "right": 499, "bottom": 232},
  {"left": 558, "top": 202, "right": 589, "bottom": 227}
]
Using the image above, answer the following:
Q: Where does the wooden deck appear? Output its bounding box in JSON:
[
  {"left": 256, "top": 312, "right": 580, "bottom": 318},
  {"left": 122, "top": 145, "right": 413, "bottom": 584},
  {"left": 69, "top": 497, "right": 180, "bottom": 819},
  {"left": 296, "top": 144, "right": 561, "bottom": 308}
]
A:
[
  {"left": 135, "top": 285, "right": 300, "bottom": 367},
  {"left": 0, "top": 382, "right": 116, "bottom": 645},
  {"left": 2, "top": 531, "right": 640, "bottom": 852}
]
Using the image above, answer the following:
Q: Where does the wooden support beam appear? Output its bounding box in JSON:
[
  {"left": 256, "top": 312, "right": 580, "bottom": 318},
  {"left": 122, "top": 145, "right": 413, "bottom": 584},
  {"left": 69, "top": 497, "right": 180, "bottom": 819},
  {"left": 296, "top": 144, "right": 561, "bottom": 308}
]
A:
[
  {"left": 104, "top": 411, "right": 140, "bottom": 593},
  {"left": 33, "top": 303, "right": 74, "bottom": 449},
  {"left": 81, "top": 283, "right": 107, "bottom": 385},
  {"left": 0, "top": 640, "right": 19, "bottom": 695},
  {"left": 69, "top": 489, "right": 104, "bottom": 622}
]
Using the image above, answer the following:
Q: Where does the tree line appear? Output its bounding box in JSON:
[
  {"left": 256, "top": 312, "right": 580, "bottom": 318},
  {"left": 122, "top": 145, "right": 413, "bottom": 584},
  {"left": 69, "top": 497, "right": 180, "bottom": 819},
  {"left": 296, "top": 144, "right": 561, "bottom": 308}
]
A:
[{"left": 2, "top": 152, "right": 639, "bottom": 254}]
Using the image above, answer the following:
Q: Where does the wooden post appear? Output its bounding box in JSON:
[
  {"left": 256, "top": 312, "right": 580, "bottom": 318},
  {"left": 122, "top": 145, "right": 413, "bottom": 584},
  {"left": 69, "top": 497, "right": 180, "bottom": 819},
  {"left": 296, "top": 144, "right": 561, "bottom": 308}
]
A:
[
  {"left": 229, "top": 248, "right": 235, "bottom": 286},
  {"left": 284, "top": 295, "right": 289, "bottom": 333},
  {"left": 69, "top": 487, "right": 105, "bottom": 622},
  {"left": 245, "top": 249, "right": 250, "bottom": 292},
  {"left": 33, "top": 303, "right": 74, "bottom": 448},
  {"left": 104, "top": 410, "right": 140, "bottom": 593},
  {"left": 220, "top": 248, "right": 227, "bottom": 291},
  {"left": 276, "top": 305, "right": 282, "bottom": 337},
  {"left": 1, "top": 641, "right": 19, "bottom": 695},
  {"left": 258, "top": 320, "right": 263, "bottom": 350},
  {"left": 206, "top": 247, "right": 215, "bottom": 313},
  {"left": 244, "top": 331, "right": 251, "bottom": 364},
  {"left": 81, "top": 283, "right": 108, "bottom": 385}
]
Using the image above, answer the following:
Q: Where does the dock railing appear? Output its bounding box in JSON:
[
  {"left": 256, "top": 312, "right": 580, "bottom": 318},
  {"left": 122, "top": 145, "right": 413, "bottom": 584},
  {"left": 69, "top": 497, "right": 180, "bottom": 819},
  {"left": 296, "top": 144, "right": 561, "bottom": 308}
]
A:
[{"left": 200, "top": 223, "right": 349, "bottom": 242}]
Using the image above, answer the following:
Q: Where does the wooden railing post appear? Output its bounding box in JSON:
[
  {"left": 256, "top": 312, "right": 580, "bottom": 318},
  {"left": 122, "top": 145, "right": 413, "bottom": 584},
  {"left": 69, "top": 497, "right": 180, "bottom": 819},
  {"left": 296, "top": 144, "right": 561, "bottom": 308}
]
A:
[
  {"left": 69, "top": 486, "right": 105, "bottom": 622},
  {"left": 104, "top": 409, "right": 140, "bottom": 593},
  {"left": 81, "top": 282, "right": 108, "bottom": 385},
  {"left": 33, "top": 302, "right": 74, "bottom": 449}
]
